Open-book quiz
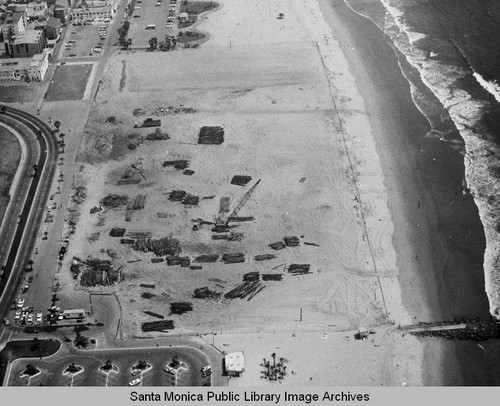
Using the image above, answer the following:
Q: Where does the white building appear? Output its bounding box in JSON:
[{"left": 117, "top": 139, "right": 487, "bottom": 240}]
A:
[
  {"left": 71, "top": 0, "right": 116, "bottom": 21},
  {"left": 224, "top": 351, "right": 245, "bottom": 377},
  {"left": 29, "top": 49, "right": 49, "bottom": 81},
  {"left": 0, "top": 58, "right": 31, "bottom": 82}
]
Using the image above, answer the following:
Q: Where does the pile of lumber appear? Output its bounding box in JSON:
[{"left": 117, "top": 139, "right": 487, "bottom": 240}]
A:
[
  {"left": 109, "top": 227, "right": 126, "bottom": 237},
  {"left": 194, "top": 254, "right": 219, "bottom": 263},
  {"left": 72, "top": 186, "right": 87, "bottom": 204},
  {"left": 183, "top": 194, "right": 199, "bottom": 206},
  {"left": 269, "top": 241, "right": 286, "bottom": 250},
  {"left": 224, "top": 281, "right": 265, "bottom": 300},
  {"left": 132, "top": 236, "right": 182, "bottom": 257},
  {"left": 144, "top": 310, "right": 163, "bottom": 319},
  {"left": 243, "top": 272, "right": 259, "bottom": 282},
  {"left": 145, "top": 128, "right": 170, "bottom": 140},
  {"left": 151, "top": 257, "right": 164, "bottom": 263},
  {"left": 141, "top": 291, "right": 155, "bottom": 299},
  {"left": 284, "top": 236, "right": 300, "bottom": 247},
  {"left": 198, "top": 126, "right": 224, "bottom": 145},
  {"left": 166, "top": 256, "right": 191, "bottom": 267},
  {"left": 100, "top": 194, "right": 129, "bottom": 208},
  {"left": 141, "top": 320, "right": 174, "bottom": 332},
  {"left": 228, "top": 216, "right": 254, "bottom": 222},
  {"left": 80, "top": 259, "right": 120, "bottom": 287},
  {"left": 127, "top": 194, "right": 146, "bottom": 210},
  {"left": 125, "top": 210, "right": 132, "bottom": 222},
  {"left": 163, "top": 160, "right": 189, "bottom": 170},
  {"left": 288, "top": 264, "right": 311, "bottom": 275},
  {"left": 254, "top": 254, "right": 276, "bottom": 262},
  {"left": 193, "top": 287, "right": 221, "bottom": 299},
  {"left": 227, "top": 232, "right": 244, "bottom": 241},
  {"left": 157, "top": 212, "right": 169, "bottom": 218},
  {"left": 262, "top": 274, "right": 283, "bottom": 281},
  {"left": 212, "top": 224, "right": 230, "bottom": 233},
  {"left": 127, "top": 231, "right": 153, "bottom": 239},
  {"left": 168, "top": 190, "right": 187, "bottom": 202},
  {"left": 120, "top": 238, "right": 135, "bottom": 244},
  {"left": 221, "top": 253, "right": 245, "bottom": 264},
  {"left": 183, "top": 169, "right": 194, "bottom": 176},
  {"left": 231, "top": 175, "right": 252, "bottom": 186},
  {"left": 190, "top": 265, "right": 203, "bottom": 270},
  {"left": 212, "top": 234, "right": 228, "bottom": 240},
  {"left": 170, "top": 302, "right": 193, "bottom": 315},
  {"left": 140, "top": 283, "right": 155, "bottom": 289}
]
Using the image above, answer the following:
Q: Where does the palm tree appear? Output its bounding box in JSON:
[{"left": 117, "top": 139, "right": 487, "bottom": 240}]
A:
[
  {"left": 58, "top": 140, "right": 65, "bottom": 153},
  {"left": 54, "top": 121, "right": 61, "bottom": 131},
  {"left": 271, "top": 353, "right": 276, "bottom": 367}
]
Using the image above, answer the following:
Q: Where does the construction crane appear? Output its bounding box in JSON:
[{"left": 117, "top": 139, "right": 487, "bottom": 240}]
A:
[{"left": 216, "top": 179, "right": 261, "bottom": 227}]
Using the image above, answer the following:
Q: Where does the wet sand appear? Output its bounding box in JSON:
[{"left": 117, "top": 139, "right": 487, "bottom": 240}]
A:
[{"left": 319, "top": 0, "right": 495, "bottom": 385}]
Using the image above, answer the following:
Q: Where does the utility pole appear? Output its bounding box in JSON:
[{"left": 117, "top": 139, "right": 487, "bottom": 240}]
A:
[{"left": 299, "top": 307, "right": 302, "bottom": 322}]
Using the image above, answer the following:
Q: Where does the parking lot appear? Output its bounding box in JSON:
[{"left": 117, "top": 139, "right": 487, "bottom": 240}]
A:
[
  {"left": 62, "top": 21, "right": 113, "bottom": 58},
  {"left": 8, "top": 346, "right": 212, "bottom": 386},
  {"left": 127, "top": 0, "right": 179, "bottom": 48}
]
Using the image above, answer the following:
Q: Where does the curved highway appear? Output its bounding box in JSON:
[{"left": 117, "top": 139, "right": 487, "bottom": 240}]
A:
[{"left": 0, "top": 106, "right": 58, "bottom": 320}]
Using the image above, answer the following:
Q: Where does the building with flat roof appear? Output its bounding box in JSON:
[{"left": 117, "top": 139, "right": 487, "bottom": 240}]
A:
[
  {"left": 26, "top": 1, "right": 48, "bottom": 21},
  {"left": 45, "top": 15, "right": 59, "bottom": 39},
  {"left": 224, "top": 351, "right": 245, "bottom": 377},
  {"left": 8, "top": 28, "right": 47, "bottom": 57},
  {"left": 0, "top": 57, "right": 31, "bottom": 81},
  {"left": 29, "top": 49, "right": 49, "bottom": 81},
  {"left": 72, "top": 0, "right": 116, "bottom": 21}
]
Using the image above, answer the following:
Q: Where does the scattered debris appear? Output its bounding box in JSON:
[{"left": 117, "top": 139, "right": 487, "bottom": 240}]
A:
[
  {"left": 224, "top": 281, "right": 264, "bottom": 300},
  {"left": 90, "top": 206, "right": 102, "bottom": 214},
  {"left": 163, "top": 160, "right": 189, "bottom": 170},
  {"left": 72, "top": 186, "right": 87, "bottom": 204},
  {"left": 151, "top": 105, "right": 196, "bottom": 116},
  {"left": 157, "top": 212, "right": 170, "bottom": 218},
  {"left": 145, "top": 127, "right": 170, "bottom": 141},
  {"left": 100, "top": 194, "right": 129, "bottom": 208},
  {"left": 141, "top": 291, "right": 155, "bottom": 299},
  {"left": 132, "top": 236, "right": 182, "bottom": 257},
  {"left": 140, "top": 283, "right": 156, "bottom": 289},
  {"left": 133, "top": 108, "right": 147, "bottom": 116},
  {"left": 80, "top": 259, "right": 122, "bottom": 287},
  {"left": 198, "top": 126, "right": 224, "bottom": 145},
  {"left": 243, "top": 272, "right": 259, "bottom": 282},
  {"left": 127, "top": 194, "right": 146, "bottom": 210},
  {"left": 304, "top": 242, "right": 320, "bottom": 247},
  {"left": 284, "top": 236, "right": 300, "bottom": 247},
  {"left": 227, "top": 232, "right": 244, "bottom": 241},
  {"left": 151, "top": 258, "right": 164, "bottom": 263}
]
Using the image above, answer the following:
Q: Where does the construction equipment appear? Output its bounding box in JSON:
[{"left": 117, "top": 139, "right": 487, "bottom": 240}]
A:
[{"left": 217, "top": 179, "right": 261, "bottom": 226}]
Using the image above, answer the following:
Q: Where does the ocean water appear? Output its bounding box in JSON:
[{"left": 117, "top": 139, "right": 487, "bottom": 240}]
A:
[{"left": 339, "top": 0, "right": 500, "bottom": 318}]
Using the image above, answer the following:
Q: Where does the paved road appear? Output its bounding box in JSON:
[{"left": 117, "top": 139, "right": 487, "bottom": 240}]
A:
[{"left": 0, "top": 107, "right": 58, "bottom": 323}]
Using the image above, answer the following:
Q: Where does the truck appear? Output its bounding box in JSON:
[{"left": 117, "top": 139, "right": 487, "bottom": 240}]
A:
[{"left": 145, "top": 24, "right": 156, "bottom": 30}]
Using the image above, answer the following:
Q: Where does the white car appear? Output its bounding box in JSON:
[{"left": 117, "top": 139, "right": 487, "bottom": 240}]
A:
[
  {"left": 129, "top": 378, "right": 141, "bottom": 386},
  {"left": 131, "top": 368, "right": 141, "bottom": 376},
  {"left": 27, "top": 314, "right": 34, "bottom": 323},
  {"left": 164, "top": 365, "right": 176, "bottom": 375},
  {"left": 14, "top": 311, "right": 21, "bottom": 320},
  {"left": 36, "top": 312, "right": 43, "bottom": 323},
  {"left": 17, "top": 298, "right": 25, "bottom": 308},
  {"left": 93, "top": 47, "right": 102, "bottom": 52}
]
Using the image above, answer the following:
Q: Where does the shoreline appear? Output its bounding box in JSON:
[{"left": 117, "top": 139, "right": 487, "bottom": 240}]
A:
[{"left": 318, "top": 0, "right": 491, "bottom": 384}]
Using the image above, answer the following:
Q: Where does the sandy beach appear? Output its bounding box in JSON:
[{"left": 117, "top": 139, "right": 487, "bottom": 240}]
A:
[{"left": 53, "top": 0, "right": 500, "bottom": 386}]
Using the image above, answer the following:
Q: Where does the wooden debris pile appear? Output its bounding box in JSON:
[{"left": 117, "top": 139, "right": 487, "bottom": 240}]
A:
[
  {"left": 141, "top": 291, "right": 155, "bottom": 299},
  {"left": 221, "top": 253, "right": 245, "bottom": 264},
  {"left": 109, "top": 227, "right": 126, "bottom": 237},
  {"left": 227, "top": 232, "right": 244, "bottom": 241},
  {"left": 120, "top": 238, "right": 135, "bottom": 244},
  {"left": 190, "top": 265, "right": 203, "bottom": 270},
  {"left": 254, "top": 254, "right": 276, "bottom": 262},
  {"left": 269, "top": 241, "right": 286, "bottom": 250},
  {"left": 163, "top": 160, "right": 189, "bottom": 170},
  {"left": 140, "top": 283, "right": 155, "bottom": 289},
  {"left": 193, "top": 287, "right": 221, "bottom": 299},
  {"left": 262, "top": 274, "right": 283, "bottom": 281},
  {"left": 228, "top": 216, "right": 254, "bottom": 222},
  {"left": 243, "top": 272, "right": 259, "bottom": 282},
  {"left": 183, "top": 169, "right": 195, "bottom": 176},
  {"left": 194, "top": 254, "right": 219, "bottom": 263},
  {"left": 288, "top": 264, "right": 311, "bottom": 275},
  {"left": 151, "top": 105, "right": 196, "bottom": 116},
  {"left": 144, "top": 311, "right": 163, "bottom": 319},
  {"left": 168, "top": 190, "right": 199, "bottom": 206},
  {"left": 224, "top": 281, "right": 265, "bottom": 300},
  {"left": 127, "top": 194, "right": 146, "bottom": 210},
  {"left": 100, "top": 194, "right": 129, "bottom": 208},
  {"left": 170, "top": 302, "right": 193, "bottom": 315},
  {"left": 183, "top": 194, "right": 199, "bottom": 206},
  {"left": 212, "top": 234, "right": 228, "bottom": 240},
  {"left": 231, "top": 175, "right": 252, "bottom": 186},
  {"left": 145, "top": 127, "right": 170, "bottom": 141},
  {"left": 284, "top": 236, "right": 300, "bottom": 247},
  {"left": 151, "top": 257, "right": 164, "bottom": 263},
  {"left": 80, "top": 259, "right": 121, "bottom": 287},
  {"left": 141, "top": 320, "right": 174, "bottom": 332},
  {"left": 72, "top": 186, "right": 87, "bottom": 204},
  {"left": 166, "top": 256, "right": 191, "bottom": 267},
  {"left": 132, "top": 236, "right": 182, "bottom": 257},
  {"left": 127, "top": 231, "right": 153, "bottom": 239},
  {"left": 198, "top": 126, "right": 224, "bottom": 145}
]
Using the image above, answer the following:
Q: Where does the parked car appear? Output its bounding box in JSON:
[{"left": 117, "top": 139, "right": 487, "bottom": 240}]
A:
[
  {"left": 131, "top": 368, "right": 141, "bottom": 376},
  {"left": 22, "top": 285, "right": 29, "bottom": 293},
  {"left": 164, "top": 365, "right": 176, "bottom": 375},
  {"left": 28, "top": 276, "right": 34, "bottom": 283},
  {"left": 129, "top": 378, "right": 141, "bottom": 386},
  {"left": 3, "top": 317, "right": 10, "bottom": 325},
  {"left": 17, "top": 298, "right": 25, "bottom": 308},
  {"left": 14, "top": 311, "right": 21, "bottom": 320},
  {"left": 36, "top": 313, "right": 43, "bottom": 323},
  {"left": 201, "top": 366, "right": 212, "bottom": 377},
  {"left": 27, "top": 314, "right": 34, "bottom": 323}
]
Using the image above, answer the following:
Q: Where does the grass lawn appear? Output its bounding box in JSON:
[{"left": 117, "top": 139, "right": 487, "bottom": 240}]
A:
[
  {"left": 0, "top": 126, "right": 21, "bottom": 227},
  {"left": 177, "top": 31, "right": 205, "bottom": 43},
  {"left": 0, "top": 85, "right": 37, "bottom": 103},
  {"left": 0, "top": 339, "right": 61, "bottom": 384},
  {"left": 44, "top": 64, "right": 93, "bottom": 101}
]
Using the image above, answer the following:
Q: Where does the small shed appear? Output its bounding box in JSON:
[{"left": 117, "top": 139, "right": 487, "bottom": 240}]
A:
[
  {"left": 355, "top": 327, "right": 369, "bottom": 340},
  {"left": 224, "top": 351, "right": 245, "bottom": 377},
  {"left": 179, "top": 11, "right": 189, "bottom": 22}
]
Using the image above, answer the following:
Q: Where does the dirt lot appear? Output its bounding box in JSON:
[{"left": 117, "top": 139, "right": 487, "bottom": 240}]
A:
[
  {"left": 0, "top": 126, "right": 21, "bottom": 226},
  {"left": 44, "top": 64, "right": 94, "bottom": 101},
  {"left": 62, "top": 38, "right": 387, "bottom": 339}
]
